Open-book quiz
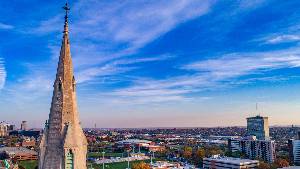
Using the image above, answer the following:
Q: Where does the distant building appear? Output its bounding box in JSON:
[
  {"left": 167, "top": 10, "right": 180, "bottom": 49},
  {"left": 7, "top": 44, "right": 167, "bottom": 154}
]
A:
[
  {"left": 203, "top": 155, "right": 259, "bottom": 169},
  {"left": 151, "top": 161, "right": 181, "bottom": 169},
  {"left": 0, "top": 123, "right": 8, "bottom": 137},
  {"left": 0, "top": 147, "right": 38, "bottom": 161},
  {"left": 147, "top": 145, "right": 166, "bottom": 152},
  {"left": 0, "top": 122, "right": 16, "bottom": 137},
  {"left": 228, "top": 137, "right": 276, "bottom": 163},
  {"left": 20, "top": 121, "right": 27, "bottom": 131},
  {"left": 247, "top": 115, "right": 269, "bottom": 140},
  {"left": 9, "top": 130, "right": 40, "bottom": 139},
  {"left": 7, "top": 124, "right": 15, "bottom": 131}
]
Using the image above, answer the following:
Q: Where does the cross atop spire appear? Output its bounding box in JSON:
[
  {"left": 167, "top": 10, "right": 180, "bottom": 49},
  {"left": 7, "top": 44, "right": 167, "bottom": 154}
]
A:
[{"left": 63, "top": 2, "right": 70, "bottom": 34}]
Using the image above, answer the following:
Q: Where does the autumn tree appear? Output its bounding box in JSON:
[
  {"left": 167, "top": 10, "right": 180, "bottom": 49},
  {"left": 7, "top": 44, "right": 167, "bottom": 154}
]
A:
[
  {"left": 193, "top": 148, "right": 205, "bottom": 166},
  {"left": 132, "top": 162, "right": 151, "bottom": 169},
  {"left": 274, "top": 158, "right": 289, "bottom": 168},
  {"left": 205, "top": 146, "right": 223, "bottom": 157},
  {"left": 258, "top": 161, "right": 271, "bottom": 169},
  {"left": 182, "top": 146, "right": 193, "bottom": 160}
]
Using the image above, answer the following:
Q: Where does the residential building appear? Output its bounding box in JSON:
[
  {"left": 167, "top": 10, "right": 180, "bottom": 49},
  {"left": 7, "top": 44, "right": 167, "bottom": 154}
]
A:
[
  {"left": 289, "top": 132, "right": 300, "bottom": 165},
  {"left": 228, "top": 138, "right": 240, "bottom": 153},
  {"left": 228, "top": 137, "right": 276, "bottom": 163}
]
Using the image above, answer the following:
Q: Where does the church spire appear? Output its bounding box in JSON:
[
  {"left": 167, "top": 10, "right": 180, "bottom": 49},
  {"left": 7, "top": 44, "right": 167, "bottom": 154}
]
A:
[
  {"left": 38, "top": 2, "right": 87, "bottom": 168},
  {"left": 63, "top": 2, "right": 70, "bottom": 34}
]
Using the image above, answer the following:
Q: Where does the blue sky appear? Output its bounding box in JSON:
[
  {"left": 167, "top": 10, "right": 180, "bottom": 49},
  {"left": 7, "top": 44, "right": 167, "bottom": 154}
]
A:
[{"left": 0, "top": 0, "right": 300, "bottom": 128}]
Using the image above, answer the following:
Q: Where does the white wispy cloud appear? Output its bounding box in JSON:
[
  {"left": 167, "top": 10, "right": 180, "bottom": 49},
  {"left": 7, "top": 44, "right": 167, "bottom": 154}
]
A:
[
  {"left": 28, "top": 0, "right": 215, "bottom": 82},
  {"left": 104, "top": 47, "right": 300, "bottom": 104},
  {"left": 32, "top": 15, "right": 62, "bottom": 35},
  {"left": 183, "top": 49, "right": 300, "bottom": 79},
  {"left": 76, "top": 54, "right": 174, "bottom": 83},
  {"left": 0, "top": 58, "right": 6, "bottom": 90},
  {"left": 0, "top": 22, "right": 14, "bottom": 30},
  {"left": 264, "top": 34, "right": 300, "bottom": 44}
]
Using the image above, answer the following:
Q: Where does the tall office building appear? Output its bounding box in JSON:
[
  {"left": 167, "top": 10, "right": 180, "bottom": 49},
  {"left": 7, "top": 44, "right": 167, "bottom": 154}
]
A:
[
  {"left": 38, "top": 3, "right": 87, "bottom": 169},
  {"left": 247, "top": 115, "right": 269, "bottom": 140},
  {"left": 21, "top": 121, "right": 27, "bottom": 131}
]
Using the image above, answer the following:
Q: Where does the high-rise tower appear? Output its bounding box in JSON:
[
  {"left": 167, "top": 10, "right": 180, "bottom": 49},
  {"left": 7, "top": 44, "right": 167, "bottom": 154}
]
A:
[
  {"left": 247, "top": 115, "right": 269, "bottom": 140},
  {"left": 38, "top": 3, "right": 87, "bottom": 169}
]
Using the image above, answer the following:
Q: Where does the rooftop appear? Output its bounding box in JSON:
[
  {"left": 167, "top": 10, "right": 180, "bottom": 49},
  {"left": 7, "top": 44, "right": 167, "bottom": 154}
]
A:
[
  {"left": 117, "top": 139, "right": 152, "bottom": 144},
  {"left": 203, "top": 156, "right": 259, "bottom": 165},
  {"left": 0, "top": 147, "right": 37, "bottom": 155}
]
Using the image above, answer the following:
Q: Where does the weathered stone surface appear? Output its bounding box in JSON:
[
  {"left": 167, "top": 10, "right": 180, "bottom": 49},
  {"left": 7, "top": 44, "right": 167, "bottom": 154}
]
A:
[{"left": 38, "top": 5, "right": 87, "bottom": 169}]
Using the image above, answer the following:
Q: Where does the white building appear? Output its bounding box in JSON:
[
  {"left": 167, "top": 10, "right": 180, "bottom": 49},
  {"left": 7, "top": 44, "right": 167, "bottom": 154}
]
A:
[{"left": 203, "top": 156, "right": 259, "bottom": 169}]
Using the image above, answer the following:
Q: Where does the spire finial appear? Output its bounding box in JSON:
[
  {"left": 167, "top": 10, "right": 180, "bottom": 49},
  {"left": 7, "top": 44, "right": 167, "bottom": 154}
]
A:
[{"left": 63, "top": 1, "right": 70, "bottom": 34}]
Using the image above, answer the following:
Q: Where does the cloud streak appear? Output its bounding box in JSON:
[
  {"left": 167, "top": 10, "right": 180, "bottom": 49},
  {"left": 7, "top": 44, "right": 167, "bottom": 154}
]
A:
[
  {"left": 106, "top": 47, "right": 300, "bottom": 104},
  {"left": 0, "top": 22, "right": 14, "bottom": 30},
  {"left": 29, "top": 0, "right": 215, "bottom": 82},
  {"left": 183, "top": 49, "right": 300, "bottom": 79},
  {"left": 264, "top": 34, "right": 300, "bottom": 44}
]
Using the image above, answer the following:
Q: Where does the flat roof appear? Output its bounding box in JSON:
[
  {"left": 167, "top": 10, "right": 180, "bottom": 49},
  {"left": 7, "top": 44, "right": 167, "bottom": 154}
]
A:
[
  {"left": 203, "top": 157, "right": 259, "bottom": 165},
  {"left": 117, "top": 139, "right": 152, "bottom": 144},
  {"left": 0, "top": 147, "right": 37, "bottom": 155}
]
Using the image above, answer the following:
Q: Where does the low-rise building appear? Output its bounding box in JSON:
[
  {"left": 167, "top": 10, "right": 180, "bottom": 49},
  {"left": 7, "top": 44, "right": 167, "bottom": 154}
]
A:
[
  {"left": 0, "top": 147, "right": 38, "bottom": 161},
  {"left": 203, "top": 156, "right": 259, "bottom": 169},
  {"left": 151, "top": 161, "right": 181, "bottom": 169}
]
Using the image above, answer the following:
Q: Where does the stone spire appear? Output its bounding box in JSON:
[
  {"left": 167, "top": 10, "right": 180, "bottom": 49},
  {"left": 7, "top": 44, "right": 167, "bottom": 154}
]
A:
[{"left": 38, "top": 2, "right": 87, "bottom": 169}]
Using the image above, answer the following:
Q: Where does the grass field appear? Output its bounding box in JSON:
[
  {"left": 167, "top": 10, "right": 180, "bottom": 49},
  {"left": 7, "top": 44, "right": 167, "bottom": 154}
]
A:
[
  {"left": 19, "top": 160, "right": 38, "bottom": 169},
  {"left": 89, "top": 159, "right": 154, "bottom": 169},
  {"left": 17, "top": 157, "right": 155, "bottom": 169},
  {"left": 88, "top": 152, "right": 124, "bottom": 158}
]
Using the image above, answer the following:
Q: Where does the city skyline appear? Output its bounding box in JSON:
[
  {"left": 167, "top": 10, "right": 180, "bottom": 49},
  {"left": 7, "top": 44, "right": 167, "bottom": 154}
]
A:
[{"left": 0, "top": 0, "right": 300, "bottom": 128}]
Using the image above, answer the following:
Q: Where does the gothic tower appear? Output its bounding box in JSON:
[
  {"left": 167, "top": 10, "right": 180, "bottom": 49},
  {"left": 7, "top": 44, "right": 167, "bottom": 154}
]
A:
[{"left": 39, "top": 3, "right": 87, "bottom": 169}]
